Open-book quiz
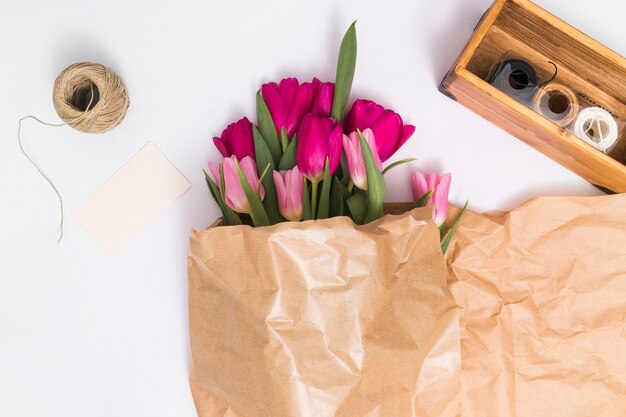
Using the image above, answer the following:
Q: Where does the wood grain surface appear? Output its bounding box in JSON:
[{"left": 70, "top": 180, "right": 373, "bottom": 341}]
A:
[{"left": 441, "top": 0, "right": 626, "bottom": 193}]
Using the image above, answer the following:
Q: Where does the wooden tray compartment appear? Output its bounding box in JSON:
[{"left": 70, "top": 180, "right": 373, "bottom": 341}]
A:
[{"left": 440, "top": 0, "right": 626, "bottom": 193}]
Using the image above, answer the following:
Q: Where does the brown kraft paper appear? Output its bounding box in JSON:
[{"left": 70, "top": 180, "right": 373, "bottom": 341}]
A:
[
  {"left": 446, "top": 194, "right": 626, "bottom": 417},
  {"left": 188, "top": 207, "right": 461, "bottom": 417}
]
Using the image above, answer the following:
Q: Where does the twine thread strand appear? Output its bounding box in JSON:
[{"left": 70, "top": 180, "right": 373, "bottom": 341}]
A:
[
  {"left": 17, "top": 116, "right": 66, "bottom": 243},
  {"left": 18, "top": 62, "right": 129, "bottom": 243}
]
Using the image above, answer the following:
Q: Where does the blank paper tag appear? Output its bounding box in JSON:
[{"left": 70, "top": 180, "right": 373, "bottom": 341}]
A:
[{"left": 73, "top": 142, "right": 190, "bottom": 255}]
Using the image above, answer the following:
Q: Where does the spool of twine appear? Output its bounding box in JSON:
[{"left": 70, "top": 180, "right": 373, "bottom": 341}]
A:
[
  {"left": 18, "top": 62, "right": 130, "bottom": 242},
  {"left": 573, "top": 107, "right": 619, "bottom": 154},
  {"left": 52, "top": 62, "right": 129, "bottom": 133},
  {"left": 532, "top": 83, "right": 579, "bottom": 127}
]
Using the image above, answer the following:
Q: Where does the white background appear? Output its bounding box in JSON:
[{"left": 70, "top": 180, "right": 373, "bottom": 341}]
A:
[{"left": 0, "top": 0, "right": 624, "bottom": 416}]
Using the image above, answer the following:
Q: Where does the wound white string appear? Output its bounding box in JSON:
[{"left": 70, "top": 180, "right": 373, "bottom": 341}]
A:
[{"left": 573, "top": 107, "right": 619, "bottom": 154}]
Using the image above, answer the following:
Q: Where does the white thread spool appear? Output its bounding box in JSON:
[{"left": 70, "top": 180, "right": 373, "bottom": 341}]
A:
[{"left": 573, "top": 107, "right": 619, "bottom": 153}]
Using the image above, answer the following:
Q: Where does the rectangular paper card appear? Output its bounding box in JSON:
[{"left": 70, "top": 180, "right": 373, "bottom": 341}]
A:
[{"left": 73, "top": 142, "right": 190, "bottom": 255}]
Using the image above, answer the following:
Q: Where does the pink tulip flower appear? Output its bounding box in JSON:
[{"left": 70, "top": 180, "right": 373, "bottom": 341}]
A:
[
  {"left": 344, "top": 99, "right": 416, "bottom": 162},
  {"left": 261, "top": 78, "right": 334, "bottom": 137},
  {"left": 411, "top": 170, "right": 451, "bottom": 226},
  {"left": 273, "top": 166, "right": 304, "bottom": 221},
  {"left": 213, "top": 117, "right": 256, "bottom": 161},
  {"left": 209, "top": 156, "right": 265, "bottom": 214},
  {"left": 342, "top": 128, "right": 382, "bottom": 190},
  {"left": 296, "top": 114, "right": 343, "bottom": 183}
]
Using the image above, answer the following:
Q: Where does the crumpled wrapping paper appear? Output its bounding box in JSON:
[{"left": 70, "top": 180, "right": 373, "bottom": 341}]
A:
[
  {"left": 188, "top": 207, "right": 461, "bottom": 417},
  {"left": 189, "top": 194, "right": 626, "bottom": 417},
  {"left": 446, "top": 194, "right": 626, "bottom": 417}
]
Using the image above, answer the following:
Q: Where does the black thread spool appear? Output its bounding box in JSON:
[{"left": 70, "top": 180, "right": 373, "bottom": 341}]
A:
[{"left": 487, "top": 59, "right": 538, "bottom": 102}]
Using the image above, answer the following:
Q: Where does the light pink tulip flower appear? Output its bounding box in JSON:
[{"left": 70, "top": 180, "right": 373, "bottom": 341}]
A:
[
  {"left": 273, "top": 166, "right": 304, "bottom": 221},
  {"left": 342, "top": 128, "right": 382, "bottom": 190},
  {"left": 411, "top": 170, "right": 451, "bottom": 226},
  {"left": 209, "top": 156, "right": 265, "bottom": 214}
]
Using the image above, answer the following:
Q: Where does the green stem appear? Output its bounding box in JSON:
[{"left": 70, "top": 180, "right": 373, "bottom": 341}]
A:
[
  {"left": 347, "top": 180, "right": 354, "bottom": 194},
  {"left": 311, "top": 181, "right": 319, "bottom": 219}
]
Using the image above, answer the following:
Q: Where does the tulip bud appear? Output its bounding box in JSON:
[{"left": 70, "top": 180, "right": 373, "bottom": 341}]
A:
[
  {"left": 261, "top": 78, "right": 335, "bottom": 138},
  {"left": 310, "top": 78, "right": 334, "bottom": 118},
  {"left": 342, "top": 128, "right": 382, "bottom": 190},
  {"left": 411, "top": 170, "right": 451, "bottom": 226},
  {"left": 213, "top": 117, "right": 256, "bottom": 161},
  {"left": 344, "top": 99, "right": 416, "bottom": 162},
  {"left": 261, "top": 78, "right": 313, "bottom": 138},
  {"left": 296, "top": 114, "right": 343, "bottom": 183},
  {"left": 273, "top": 166, "right": 304, "bottom": 221},
  {"left": 209, "top": 156, "right": 265, "bottom": 214}
]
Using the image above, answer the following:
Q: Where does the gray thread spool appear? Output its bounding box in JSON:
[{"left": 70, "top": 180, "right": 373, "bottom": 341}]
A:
[{"left": 487, "top": 59, "right": 538, "bottom": 103}]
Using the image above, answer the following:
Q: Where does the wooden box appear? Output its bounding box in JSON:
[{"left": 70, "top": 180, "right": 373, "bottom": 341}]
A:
[{"left": 439, "top": 0, "right": 626, "bottom": 193}]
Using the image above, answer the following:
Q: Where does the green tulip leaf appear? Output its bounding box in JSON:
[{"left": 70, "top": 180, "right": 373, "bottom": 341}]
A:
[
  {"left": 235, "top": 159, "right": 270, "bottom": 227},
  {"left": 382, "top": 157, "right": 418, "bottom": 175},
  {"left": 278, "top": 134, "right": 298, "bottom": 170},
  {"left": 346, "top": 190, "right": 367, "bottom": 225},
  {"left": 330, "top": 177, "right": 348, "bottom": 217},
  {"left": 441, "top": 200, "right": 469, "bottom": 255},
  {"left": 219, "top": 164, "right": 226, "bottom": 200},
  {"left": 317, "top": 159, "right": 332, "bottom": 219},
  {"left": 204, "top": 169, "right": 242, "bottom": 225},
  {"left": 359, "top": 131, "right": 385, "bottom": 223},
  {"left": 331, "top": 21, "right": 357, "bottom": 122},
  {"left": 334, "top": 159, "right": 344, "bottom": 181},
  {"left": 411, "top": 190, "right": 433, "bottom": 209},
  {"left": 302, "top": 179, "right": 312, "bottom": 221},
  {"left": 253, "top": 125, "right": 284, "bottom": 224},
  {"left": 256, "top": 91, "right": 282, "bottom": 165},
  {"left": 280, "top": 128, "right": 289, "bottom": 152},
  {"left": 257, "top": 162, "right": 271, "bottom": 195}
]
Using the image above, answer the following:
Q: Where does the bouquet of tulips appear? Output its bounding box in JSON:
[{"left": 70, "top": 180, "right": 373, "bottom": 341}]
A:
[
  {"left": 205, "top": 23, "right": 466, "bottom": 251},
  {"left": 190, "top": 22, "right": 467, "bottom": 417}
]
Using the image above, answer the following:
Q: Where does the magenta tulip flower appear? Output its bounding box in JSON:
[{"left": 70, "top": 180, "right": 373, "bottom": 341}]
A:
[
  {"left": 261, "top": 78, "right": 334, "bottom": 137},
  {"left": 310, "top": 78, "right": 334, "bottom": 118},
  {"left": 411, "top": 170, "right": 451, "bottom": 226},
  {"left": 209, "top": 156, "right": 265, "bottom": 214},
  {"left": 342, "top": 128, "right": 382, "bottom": 190},
  {"left": 273, "top": 166, "right": 304, "bottom": 221},
  {"left": 296, "top": 114, "right": 343, "bottom": 183},
  {"left": 344, "top": 99, "right": 416, "bottom": 162},
  {"left": 213, "top": 117, "right": 255, "bottom": 161}
]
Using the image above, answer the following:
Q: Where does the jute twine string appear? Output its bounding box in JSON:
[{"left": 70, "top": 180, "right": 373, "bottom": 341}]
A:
[
  {"left": 18, "top": 62, "right": 129, "bottom": 242},
  {"left": 18, "top": 116, "right": 67, "bottom": 242},
  {"left": 53, "top": 62, "right": 129, "bottom": 133},
  {"left": 532, "top": 82, "right": 579, "bottom": 128}
]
